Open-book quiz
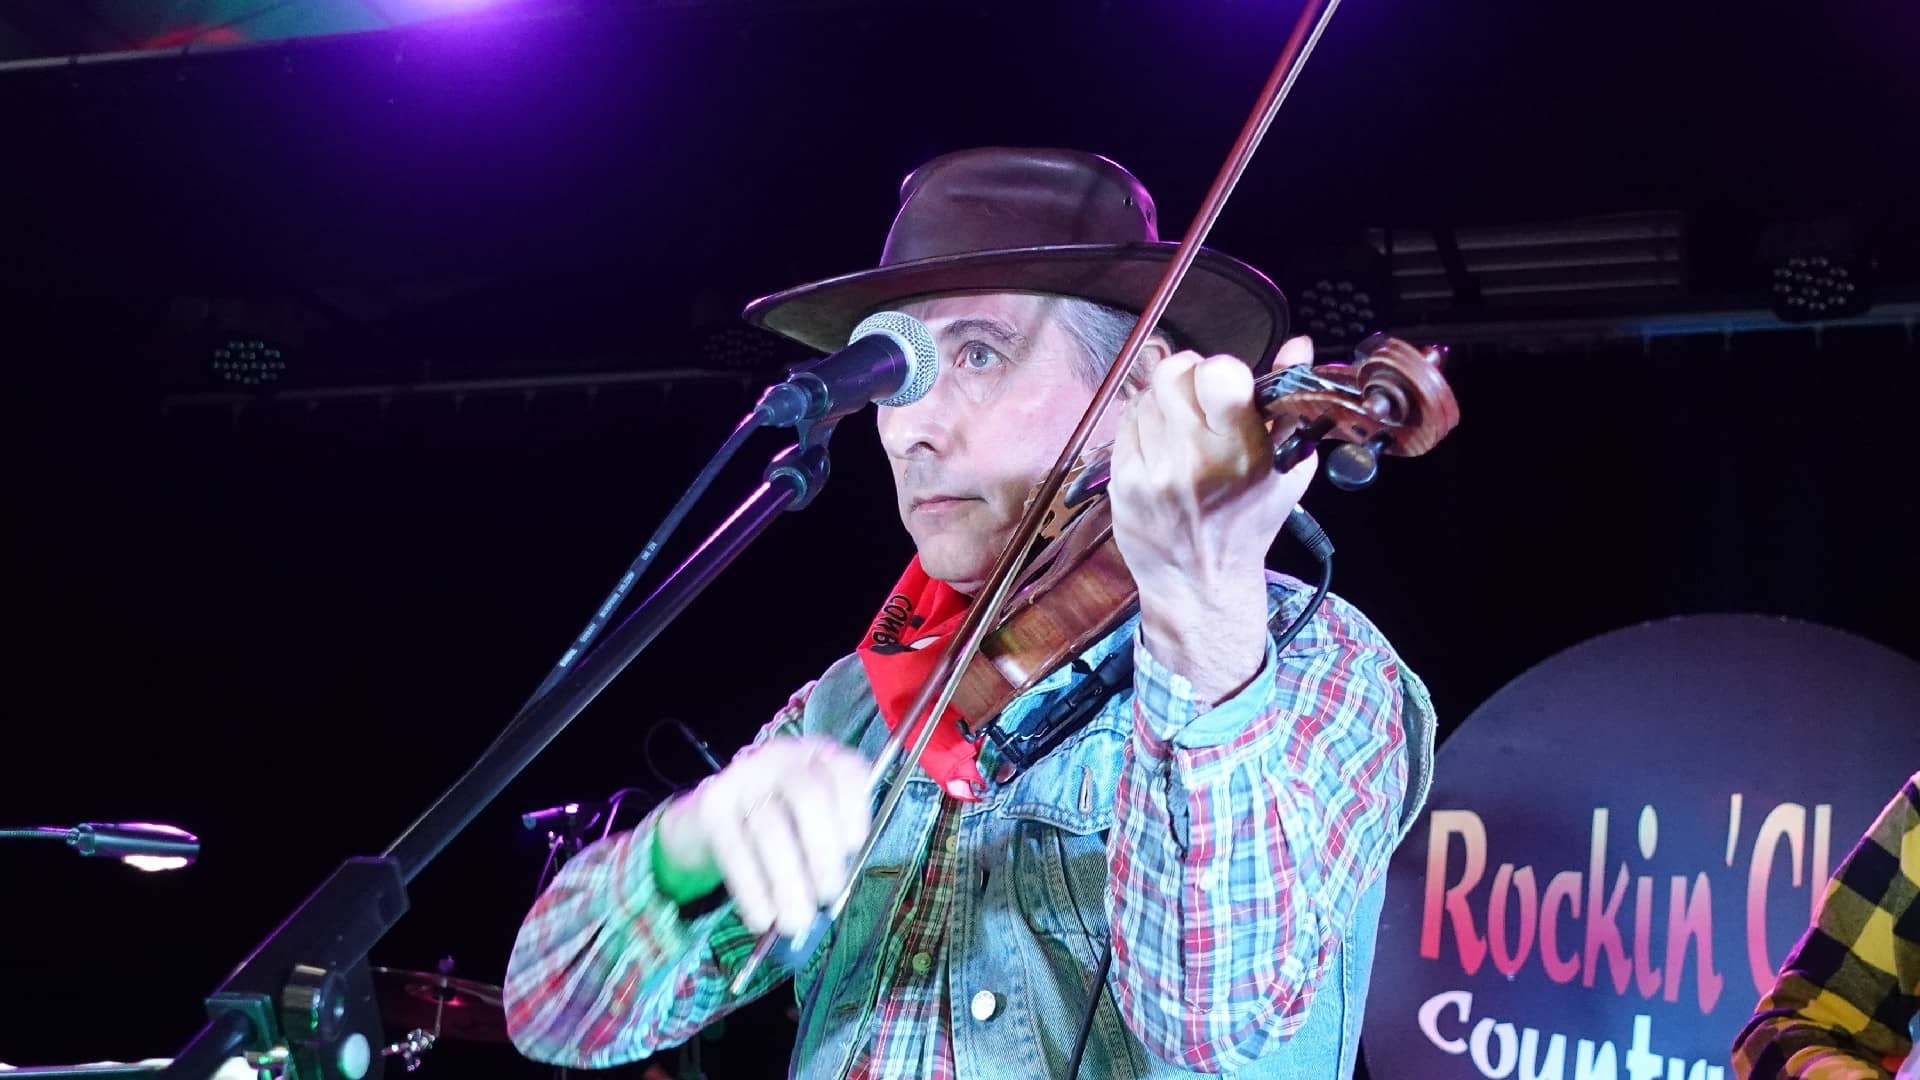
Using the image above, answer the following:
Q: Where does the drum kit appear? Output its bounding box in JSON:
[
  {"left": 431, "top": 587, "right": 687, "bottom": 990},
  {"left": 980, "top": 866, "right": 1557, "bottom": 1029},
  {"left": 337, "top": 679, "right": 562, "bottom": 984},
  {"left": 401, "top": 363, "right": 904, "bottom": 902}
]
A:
[
  {"left": 0, "top": 961, "right": 508, "bottom": 1078},
  {"left": 0, "top": 961, "right": 590, "bottom": 1079},
  {"left": 368, "top": 960, "right": 508, "bottom": 1072},
  {"left": 368, "top": 959, "right": 702, "bottom": 1078}
]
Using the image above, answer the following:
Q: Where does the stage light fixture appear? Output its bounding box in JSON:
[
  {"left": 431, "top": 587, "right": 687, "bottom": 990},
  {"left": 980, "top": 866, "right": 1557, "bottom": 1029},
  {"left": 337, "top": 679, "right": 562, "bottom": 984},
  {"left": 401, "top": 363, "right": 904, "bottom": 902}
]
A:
[
  {"left": 1296, "top": 278, "right": 1379, "bottom": 351},
  {"left": 1759, "top": 217, "right": 1874, "bottom": 323},
  {"left": 698, "top": 322, "right": 780, "bottom": 371},
  {"left": 208, "top": 337, "right": 288, "bottom": 389}
]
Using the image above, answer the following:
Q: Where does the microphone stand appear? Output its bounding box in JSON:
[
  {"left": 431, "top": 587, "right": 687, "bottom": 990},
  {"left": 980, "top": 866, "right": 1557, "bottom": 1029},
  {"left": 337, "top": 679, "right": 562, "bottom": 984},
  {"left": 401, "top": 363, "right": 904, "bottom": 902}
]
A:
[{"left": 158, "top": 425, "right": 837, "bottom": 1080}]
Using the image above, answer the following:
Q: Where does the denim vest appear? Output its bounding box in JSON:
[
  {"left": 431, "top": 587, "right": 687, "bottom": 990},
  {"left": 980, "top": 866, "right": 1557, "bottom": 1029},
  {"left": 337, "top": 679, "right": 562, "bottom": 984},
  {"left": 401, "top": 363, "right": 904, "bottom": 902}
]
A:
[{"left": 779, "top": 608, "right": 1436, "bottom": 1080}]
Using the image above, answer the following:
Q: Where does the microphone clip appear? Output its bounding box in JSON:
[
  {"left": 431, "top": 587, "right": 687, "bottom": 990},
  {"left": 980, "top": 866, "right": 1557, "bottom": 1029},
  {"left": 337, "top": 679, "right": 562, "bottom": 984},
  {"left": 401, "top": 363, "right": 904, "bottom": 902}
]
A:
[{"left": 796, "top": 413, "right": 840, "bottom": 456}]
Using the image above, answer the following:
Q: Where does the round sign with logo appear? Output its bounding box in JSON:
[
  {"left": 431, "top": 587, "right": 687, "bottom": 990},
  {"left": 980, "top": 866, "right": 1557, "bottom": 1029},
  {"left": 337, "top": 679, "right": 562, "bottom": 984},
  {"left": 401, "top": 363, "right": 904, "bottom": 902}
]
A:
[{"left": 1363, "top": 615, "right": 1920, "bottom": 1080}]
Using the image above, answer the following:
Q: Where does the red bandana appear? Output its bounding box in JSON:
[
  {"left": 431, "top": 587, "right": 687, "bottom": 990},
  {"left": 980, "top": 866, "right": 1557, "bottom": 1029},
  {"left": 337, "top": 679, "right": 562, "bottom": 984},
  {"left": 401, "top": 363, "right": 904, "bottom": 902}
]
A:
[{"left": 855, "top": 557, "right": 986, "bottom": 801}]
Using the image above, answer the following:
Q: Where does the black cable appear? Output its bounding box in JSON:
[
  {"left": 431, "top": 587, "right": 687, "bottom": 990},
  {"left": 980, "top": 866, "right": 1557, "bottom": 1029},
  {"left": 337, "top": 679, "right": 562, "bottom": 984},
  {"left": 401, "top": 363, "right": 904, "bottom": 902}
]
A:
[
  {"left": 1275, "top": 554, "right": 1334, "bottom": 655},
  {"left": 0, "top": 828, "right": 59, "bottom": 841},
  {"left": 1274, "top": 505, "right": 1335, "bottom": 654},
  {"left": 1065, "top": 938, "right": 1114, "bottom": 1078},
  {"left": 642, "top": 718, "right": 725, "bottom": 794},
  {"left": 599, "top": 786, "right": 653, "bottom": 842}
]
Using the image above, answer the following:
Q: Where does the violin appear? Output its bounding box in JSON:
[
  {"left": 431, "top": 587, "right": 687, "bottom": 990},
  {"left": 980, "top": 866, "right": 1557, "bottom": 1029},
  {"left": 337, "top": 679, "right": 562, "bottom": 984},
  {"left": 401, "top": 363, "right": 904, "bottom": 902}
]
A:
[{"left": 947, "top": 333, "right": 1458, "bottom": 737}]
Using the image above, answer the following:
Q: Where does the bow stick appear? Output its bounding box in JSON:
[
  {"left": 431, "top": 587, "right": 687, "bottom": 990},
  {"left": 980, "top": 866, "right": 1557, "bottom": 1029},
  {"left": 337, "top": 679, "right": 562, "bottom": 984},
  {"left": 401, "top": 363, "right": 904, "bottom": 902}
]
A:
[{"left": 730, "top": 0, "right": 1349, "bottom": 994}]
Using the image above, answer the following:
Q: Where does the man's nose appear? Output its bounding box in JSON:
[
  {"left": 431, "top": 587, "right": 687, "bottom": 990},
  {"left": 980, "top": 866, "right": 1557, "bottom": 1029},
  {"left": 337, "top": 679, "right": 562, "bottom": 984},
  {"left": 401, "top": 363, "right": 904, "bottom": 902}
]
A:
[{"left": 877, "top": 364, "right": 958, "bottom": 459}]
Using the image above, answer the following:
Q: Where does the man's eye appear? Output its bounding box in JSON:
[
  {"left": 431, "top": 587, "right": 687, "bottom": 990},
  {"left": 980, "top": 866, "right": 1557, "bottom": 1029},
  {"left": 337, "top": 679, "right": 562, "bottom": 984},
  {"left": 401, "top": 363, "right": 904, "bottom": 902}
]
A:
[{"left": 959, "top": 342, "right": 1002, "bottom": 370}]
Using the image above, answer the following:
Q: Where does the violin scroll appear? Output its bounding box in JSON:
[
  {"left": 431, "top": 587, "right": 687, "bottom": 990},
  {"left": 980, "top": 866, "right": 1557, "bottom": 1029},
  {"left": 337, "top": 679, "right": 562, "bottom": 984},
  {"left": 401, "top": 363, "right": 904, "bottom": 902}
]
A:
[{"left": 1263, "top": 332, "right": 1458, "bottom": 490}]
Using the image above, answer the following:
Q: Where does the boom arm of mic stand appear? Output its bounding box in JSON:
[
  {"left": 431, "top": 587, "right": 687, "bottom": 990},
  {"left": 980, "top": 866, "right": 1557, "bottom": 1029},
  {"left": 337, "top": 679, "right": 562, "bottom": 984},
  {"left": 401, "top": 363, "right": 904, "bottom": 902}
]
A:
[{"left": 160, "top": 441, "right": 833, "bottom": 1080}]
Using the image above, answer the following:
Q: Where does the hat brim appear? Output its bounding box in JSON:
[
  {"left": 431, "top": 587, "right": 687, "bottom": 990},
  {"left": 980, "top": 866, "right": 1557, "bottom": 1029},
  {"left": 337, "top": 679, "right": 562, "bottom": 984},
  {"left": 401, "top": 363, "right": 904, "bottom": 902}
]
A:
[{"left": 742, "top": 243, "right": 1288, "bottom": 374}]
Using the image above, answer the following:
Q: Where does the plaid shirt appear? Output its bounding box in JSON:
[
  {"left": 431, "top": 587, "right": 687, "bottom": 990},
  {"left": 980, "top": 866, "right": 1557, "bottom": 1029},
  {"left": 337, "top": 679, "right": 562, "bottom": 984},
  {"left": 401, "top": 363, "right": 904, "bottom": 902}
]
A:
[
  {"left": 1734, "top": 771, "right": 1920, "bottom": 1079},
  {"left": 504, "top": 581, "right": 1411, "bottom": 1076},
  {"left": 840, "top": 801, "right": 964, "bottom": 1079}
]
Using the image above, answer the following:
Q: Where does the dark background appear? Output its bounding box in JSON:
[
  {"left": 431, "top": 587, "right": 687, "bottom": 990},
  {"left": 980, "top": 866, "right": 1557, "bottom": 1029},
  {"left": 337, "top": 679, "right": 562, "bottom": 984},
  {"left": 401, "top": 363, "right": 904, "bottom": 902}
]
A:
[{"left": 1, "top": 0, "right": 1915, "bottom": 1076}]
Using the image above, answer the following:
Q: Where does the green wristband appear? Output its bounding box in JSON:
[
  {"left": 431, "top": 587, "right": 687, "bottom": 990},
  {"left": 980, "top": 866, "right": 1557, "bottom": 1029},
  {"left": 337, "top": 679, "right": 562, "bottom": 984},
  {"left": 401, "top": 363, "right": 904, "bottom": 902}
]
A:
[{"left": 650, "top": 825, "right": 724, "bottom": 905}]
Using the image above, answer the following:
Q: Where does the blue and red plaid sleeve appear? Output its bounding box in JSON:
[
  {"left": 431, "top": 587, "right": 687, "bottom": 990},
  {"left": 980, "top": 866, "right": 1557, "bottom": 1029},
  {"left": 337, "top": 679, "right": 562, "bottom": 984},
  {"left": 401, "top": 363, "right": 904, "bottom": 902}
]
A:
[
  {"left": 500, "top": 687, "right": 811, "bottom": 1068},
  {"left": 1109, "top": 575, "right": 1409, "bottom": 1072}
]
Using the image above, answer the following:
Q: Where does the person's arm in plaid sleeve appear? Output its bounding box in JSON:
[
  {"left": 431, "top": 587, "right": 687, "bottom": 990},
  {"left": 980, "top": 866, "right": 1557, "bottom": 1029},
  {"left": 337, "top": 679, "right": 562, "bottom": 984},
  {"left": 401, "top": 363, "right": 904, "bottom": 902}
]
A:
[
  {"left": 501, "top": 688, "right": 816, "bottom": 1069},
  {"left": 1732, "top": 772, "right": 1920, "bottom": 1080},
  {"left": 1107, "top": 579, "right": 1408, "bottom": 1072}
]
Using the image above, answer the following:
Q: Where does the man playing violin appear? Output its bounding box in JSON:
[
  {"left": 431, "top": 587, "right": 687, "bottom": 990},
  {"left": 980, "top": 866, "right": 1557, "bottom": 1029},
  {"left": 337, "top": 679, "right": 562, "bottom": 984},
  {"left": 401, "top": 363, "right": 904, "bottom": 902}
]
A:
[{"left": 502, "top": 148, "right": 1436, "bottom": 1078}]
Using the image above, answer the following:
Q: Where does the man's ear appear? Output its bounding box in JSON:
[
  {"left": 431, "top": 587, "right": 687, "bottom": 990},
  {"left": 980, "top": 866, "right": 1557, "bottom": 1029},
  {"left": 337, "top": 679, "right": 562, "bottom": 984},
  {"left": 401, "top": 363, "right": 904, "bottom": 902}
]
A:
[{"left": 1119, "top": 334, "right": 1175, "bottom": 398}]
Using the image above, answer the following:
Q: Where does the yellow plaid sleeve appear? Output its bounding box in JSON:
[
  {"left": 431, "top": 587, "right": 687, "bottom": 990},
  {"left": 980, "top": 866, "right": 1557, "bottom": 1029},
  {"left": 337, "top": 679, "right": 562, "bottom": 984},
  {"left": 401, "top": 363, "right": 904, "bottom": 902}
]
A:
[{"left": 1733, "top": 771, "right": 1920, "bottom": 1079}]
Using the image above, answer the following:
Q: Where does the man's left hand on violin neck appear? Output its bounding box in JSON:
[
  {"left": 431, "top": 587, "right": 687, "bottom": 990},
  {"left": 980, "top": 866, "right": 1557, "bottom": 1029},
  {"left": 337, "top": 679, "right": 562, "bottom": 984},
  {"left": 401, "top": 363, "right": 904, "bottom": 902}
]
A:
[{"left": 1108, "top": 334, "right": 1319, "bottom": 706}]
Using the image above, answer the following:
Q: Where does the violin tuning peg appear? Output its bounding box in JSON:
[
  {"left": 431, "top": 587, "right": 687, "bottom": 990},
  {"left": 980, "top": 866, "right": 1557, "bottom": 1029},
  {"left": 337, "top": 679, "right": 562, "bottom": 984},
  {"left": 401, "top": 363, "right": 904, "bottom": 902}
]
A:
[
  {"left": 1273, "top": 432, "right": 1317, "bottom": 474},
  {"left": 1273, "top": 417, "right": 1337, "bottom": 475},
  {"left": 1325, "top": 440, "right": 1382, "bottom": 492},
  {"left": 1351, "top": 331, "right": 1393, "bottom": 362}
]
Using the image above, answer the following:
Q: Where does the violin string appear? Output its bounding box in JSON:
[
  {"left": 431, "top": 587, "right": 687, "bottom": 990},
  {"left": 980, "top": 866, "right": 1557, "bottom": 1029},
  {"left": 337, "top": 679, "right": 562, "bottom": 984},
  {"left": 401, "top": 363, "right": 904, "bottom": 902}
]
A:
[
  {"left": 1069, "top": 365, "right": 1325, "bottom": 463},
  {"left": 1058, "top": 363, "right": 1340, "bottom": 509}
]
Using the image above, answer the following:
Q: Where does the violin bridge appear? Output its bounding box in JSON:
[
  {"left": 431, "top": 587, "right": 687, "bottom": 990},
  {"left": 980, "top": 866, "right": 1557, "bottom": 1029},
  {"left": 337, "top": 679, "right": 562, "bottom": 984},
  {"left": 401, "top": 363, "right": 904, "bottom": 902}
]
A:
[{"left": 1025, "top": 467, "right": 1081, "bottom": 545}]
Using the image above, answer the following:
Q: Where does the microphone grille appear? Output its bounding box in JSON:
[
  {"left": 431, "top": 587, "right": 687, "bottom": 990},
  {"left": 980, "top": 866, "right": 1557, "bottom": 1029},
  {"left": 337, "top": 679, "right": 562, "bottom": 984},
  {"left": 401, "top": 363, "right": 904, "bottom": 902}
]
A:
[{"left": 852, "top": 311, "right": 939, "bottom": 407}]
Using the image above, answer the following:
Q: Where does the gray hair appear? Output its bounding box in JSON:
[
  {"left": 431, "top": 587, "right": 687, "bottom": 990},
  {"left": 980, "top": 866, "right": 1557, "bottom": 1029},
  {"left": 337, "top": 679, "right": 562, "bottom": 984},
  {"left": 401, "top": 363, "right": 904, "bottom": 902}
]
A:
[{"left": 1053, "top": 298, "right": 1179, "bottom": 390}]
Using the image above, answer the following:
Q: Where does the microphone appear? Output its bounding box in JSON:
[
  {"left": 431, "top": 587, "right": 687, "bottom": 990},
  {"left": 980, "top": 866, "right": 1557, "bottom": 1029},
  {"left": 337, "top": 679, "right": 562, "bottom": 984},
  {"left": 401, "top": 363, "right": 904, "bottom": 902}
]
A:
[
  {"left": 1, "top": 821, "right": 200, "bottom": 870},
  {"left": 519, "top": 801, "right": 601, "bottom": 831},
  {"left": 754, "top": 310, "right": 939, "bottom": 427},
  {"left": 72, "top": 822, "right": 200, "bottom": 868}
]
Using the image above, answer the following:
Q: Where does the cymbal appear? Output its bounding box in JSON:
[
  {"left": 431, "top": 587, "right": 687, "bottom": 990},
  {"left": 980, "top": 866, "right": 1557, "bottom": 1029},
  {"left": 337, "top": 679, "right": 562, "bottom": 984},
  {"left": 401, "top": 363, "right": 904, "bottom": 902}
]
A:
[{"left": 370, "top": 965, "right": 508, "bottom": 1044}]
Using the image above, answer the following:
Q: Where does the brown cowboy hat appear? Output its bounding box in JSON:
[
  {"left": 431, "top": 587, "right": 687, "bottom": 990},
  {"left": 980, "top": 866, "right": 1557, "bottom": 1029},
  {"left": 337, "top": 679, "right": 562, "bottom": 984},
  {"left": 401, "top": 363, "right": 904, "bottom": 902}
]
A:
[{"left": 742, "top": 147, "right": 1288, "bottom": 372}]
